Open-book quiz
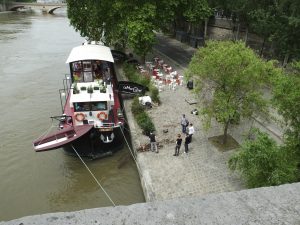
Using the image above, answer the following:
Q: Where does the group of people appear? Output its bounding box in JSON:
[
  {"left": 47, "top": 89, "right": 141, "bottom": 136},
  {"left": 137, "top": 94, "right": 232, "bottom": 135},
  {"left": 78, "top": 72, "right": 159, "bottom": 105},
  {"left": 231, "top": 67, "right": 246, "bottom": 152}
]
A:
[
  {"left": 174, "top": 114, "right": 194, "bottom": 156},
  {"left": 148, "top": 113, "right": 195, "bottom": 156}
]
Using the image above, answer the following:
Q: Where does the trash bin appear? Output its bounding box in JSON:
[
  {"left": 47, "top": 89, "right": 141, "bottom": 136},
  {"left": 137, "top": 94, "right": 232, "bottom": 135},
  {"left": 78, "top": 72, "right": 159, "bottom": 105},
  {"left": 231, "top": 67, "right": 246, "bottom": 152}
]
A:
[
  {"left": 187, "top": 80, "right": 193, "bottom": 89},
  {"left": 176, "top": 31, "right": 188, "bottom": 42},
  {"left": 189, "top": 35, "right": 204, "bottom": 48}
]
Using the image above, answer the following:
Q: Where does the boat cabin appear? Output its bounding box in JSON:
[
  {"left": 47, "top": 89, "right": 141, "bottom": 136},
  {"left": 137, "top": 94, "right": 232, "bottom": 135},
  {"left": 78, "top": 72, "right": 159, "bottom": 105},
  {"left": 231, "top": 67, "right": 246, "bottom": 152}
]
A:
[{"left": 65, "top": 43, "right": 118, "bottom": 128}]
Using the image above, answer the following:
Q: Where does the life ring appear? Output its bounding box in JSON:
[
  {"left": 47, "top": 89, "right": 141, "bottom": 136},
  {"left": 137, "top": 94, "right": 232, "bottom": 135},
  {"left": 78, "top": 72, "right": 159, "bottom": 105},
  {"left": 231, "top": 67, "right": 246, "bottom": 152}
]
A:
[
  {"left": 75, "top": 113, "right": 85, "bottom": 122},
  {"left": 97, "top": 112, "right": 107, "bottom": 121}
]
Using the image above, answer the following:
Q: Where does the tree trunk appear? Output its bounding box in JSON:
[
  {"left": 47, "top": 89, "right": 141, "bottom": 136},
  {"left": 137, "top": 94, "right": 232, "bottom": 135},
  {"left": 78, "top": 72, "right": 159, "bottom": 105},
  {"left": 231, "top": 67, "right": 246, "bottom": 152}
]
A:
[
  {"left": 244, "top": 27, "right": 248, "bottom": 44},
  {"left": 222, "top": 120, "right": 230, "bottom": 144},
  {"left": 187, "top": 22, "right": 191, "bottom": 34},
  {"left": 235, "top": 23, "right": 240, "bottom": 41},
  {"left": 141, "top": 54, "right": 146, "bottom": 65},
  {"left": 269, "top": 41, "right": 274, "bottom": 58},
  {"left": 260, "top": 37, "right": 266, "bottom": 57},
  {"left": 173, "top": 20, "right": 177, "bottom": 37},
  {"left": 204, "top": 19, "right": 208, "bottom": 38},
  {"left": 282, "top": 53, "right": 289, "bottom": 67}
]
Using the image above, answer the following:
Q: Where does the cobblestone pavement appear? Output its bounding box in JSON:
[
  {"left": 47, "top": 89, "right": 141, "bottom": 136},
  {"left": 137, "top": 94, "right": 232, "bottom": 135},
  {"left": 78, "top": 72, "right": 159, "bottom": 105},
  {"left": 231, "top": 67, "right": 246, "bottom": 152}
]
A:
[
  {"left": 123, "top": 44, "right": 245, "bottom": 201},
  {"left": 125, "top": 33, "right": 283, "bottom": 202},
  {"left": 135, "top": 73, "right": 244, "bottom": 201}
]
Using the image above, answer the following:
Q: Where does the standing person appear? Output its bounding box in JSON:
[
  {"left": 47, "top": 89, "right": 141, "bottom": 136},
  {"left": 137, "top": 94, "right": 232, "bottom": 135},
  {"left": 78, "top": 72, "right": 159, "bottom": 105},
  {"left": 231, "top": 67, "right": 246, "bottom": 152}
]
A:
[
  {"left": 149, "top": 132, "right": 158, "bottom": 153},
  {"left": 184, "top": 133, "right": 191, "bottom": 153},
  {"left": 188, "top": 123, "right": 195, "bottom": 142},
  {"left": 173, "top": 134, "right": 182, "bottom": 156},
  {"left": 180, "top": 114, "right": 189, "bottom": 134}
]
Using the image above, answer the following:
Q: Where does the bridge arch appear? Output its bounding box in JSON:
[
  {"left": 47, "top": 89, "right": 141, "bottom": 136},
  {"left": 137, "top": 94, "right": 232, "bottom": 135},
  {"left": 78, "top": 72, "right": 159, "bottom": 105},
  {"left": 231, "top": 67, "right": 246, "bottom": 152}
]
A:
[
  {"left": 9, "top": 6, "right": 26, "bottom": 11},
  {"left": 48, "top": 7, "right": 61, "bottom": 14},
  {"left": 8, "top": 2, "right": 67, "bottom": 14}
]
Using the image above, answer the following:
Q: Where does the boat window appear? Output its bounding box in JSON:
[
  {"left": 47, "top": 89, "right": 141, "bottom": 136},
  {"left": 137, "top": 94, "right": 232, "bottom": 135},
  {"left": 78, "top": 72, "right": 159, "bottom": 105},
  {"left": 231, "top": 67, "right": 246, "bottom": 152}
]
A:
[
  {"left": 74, "top": 102, "right": 90, "bottom": 112},
  {"left": 74, "top": 102, "right": 107, "bottom": 112},
  {"left": 73, "top": 71, "right": 83, "bottom": 82},
  {"left": 83, "top": 61, "right": 92, "bottom": 71},
  {"left": 83, "top": 72, "right": 93, "bottom": 82},
  {"left": 72, "top": 61, "right": 82, "bottom": 71},
  {"left": 91, "top": 101, "right": 107, "bottom": 111}
]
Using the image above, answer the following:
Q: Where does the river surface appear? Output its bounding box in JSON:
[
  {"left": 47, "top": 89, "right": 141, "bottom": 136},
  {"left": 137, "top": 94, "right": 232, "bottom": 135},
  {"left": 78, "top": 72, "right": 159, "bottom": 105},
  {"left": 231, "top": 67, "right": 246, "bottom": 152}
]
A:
[{"left": 0, "top": 10, "right": 144, "bottom": 221}]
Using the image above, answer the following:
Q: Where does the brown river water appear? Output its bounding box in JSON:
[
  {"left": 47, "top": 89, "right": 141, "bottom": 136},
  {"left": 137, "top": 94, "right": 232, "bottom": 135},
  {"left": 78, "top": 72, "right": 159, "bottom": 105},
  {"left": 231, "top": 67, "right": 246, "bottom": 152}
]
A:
[{"left": 0, "top": 10, "right": 144, "bottom": 221}]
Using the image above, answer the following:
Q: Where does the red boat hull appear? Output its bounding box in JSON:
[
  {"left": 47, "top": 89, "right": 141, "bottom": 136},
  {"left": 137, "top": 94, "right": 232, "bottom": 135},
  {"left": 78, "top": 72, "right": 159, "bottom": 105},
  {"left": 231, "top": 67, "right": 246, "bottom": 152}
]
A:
[{"left": 33, "top": 125, "right": 94, "bottom": 152}]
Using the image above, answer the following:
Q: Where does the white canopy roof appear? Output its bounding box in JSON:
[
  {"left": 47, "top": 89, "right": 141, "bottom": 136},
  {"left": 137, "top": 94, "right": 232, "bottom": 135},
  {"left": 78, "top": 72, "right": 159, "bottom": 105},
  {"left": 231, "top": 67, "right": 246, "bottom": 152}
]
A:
[{"left": 66, "top": 44, "right": 114, "bottom": 63}]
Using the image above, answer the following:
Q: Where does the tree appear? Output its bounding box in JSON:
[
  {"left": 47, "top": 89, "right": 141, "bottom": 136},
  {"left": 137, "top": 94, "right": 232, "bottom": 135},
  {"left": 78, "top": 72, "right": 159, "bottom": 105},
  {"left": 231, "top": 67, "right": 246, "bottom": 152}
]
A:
[
  {"left": 248, "top": 6, "right": 278, "bottom": 57},
  {"left": 186, "top": 41, "right": 276, "bottom": 144},
  {"left": 273, "top": 0, "right": 300, "bottom": 66},
  {"left": 67, "top": 0, "right": 160, "bottom": 61},
  {"left": 272, "top": 61, "right": 300, "bottom": 162},
  {"left": 126, "top": 3, "right": 157, "bottom": 63},
  {"left": 229, "top": 129, "right": 298, "bottom": 188},
  {"left": 182, "top": 0, "right": 212, "bottom": 36}
]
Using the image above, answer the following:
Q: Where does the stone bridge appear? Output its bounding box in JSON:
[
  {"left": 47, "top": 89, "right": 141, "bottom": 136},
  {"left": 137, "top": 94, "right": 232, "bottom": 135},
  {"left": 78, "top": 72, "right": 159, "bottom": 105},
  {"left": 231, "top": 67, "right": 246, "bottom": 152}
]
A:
[{"left": 8, "top": 2, "right": 67, "bottom": 14}]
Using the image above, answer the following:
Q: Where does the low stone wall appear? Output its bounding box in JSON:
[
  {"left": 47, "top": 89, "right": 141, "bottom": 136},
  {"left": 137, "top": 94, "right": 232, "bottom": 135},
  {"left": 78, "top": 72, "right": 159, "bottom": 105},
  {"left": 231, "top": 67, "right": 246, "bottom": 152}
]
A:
[
  {"left": 1, "top": 183, "right": 299, "bottom": 225},
  {"left": 0, "top": 3, "right": 7, "bottom": 12}
]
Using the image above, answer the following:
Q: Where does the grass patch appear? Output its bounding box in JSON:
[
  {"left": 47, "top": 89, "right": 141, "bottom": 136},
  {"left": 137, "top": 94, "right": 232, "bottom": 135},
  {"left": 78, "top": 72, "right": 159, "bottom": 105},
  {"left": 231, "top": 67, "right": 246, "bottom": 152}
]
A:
[{"left": 208, "top": 134, "right": 239, "bottom": 152}]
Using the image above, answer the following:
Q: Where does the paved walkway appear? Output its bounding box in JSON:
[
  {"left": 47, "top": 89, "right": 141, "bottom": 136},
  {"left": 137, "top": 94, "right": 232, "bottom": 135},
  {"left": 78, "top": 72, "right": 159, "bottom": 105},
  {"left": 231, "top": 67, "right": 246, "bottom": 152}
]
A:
[{"left": 125, "top": 34, "right": 245, "bottom": 202}]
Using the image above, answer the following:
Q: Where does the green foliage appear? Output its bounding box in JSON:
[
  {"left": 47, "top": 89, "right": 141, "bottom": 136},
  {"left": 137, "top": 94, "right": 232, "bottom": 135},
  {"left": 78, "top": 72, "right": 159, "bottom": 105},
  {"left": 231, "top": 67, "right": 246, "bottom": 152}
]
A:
[
  {"left": 123, "top": 63, "right": 160, "bottom": 104},
  {"left": 66, "top": 0, "right": 213, "bottom": 59},
  {"left": 136, "top": 111, "right": 155, "bottom": 135},
  {"left": 186, "top": 40, "right": 276, "bottom": 142},
  {"left": 131, "top": 97, "right": 155, "bottom": 135},
  {"left": 272, "top": 61, "right": 300, "bottom": 161},
  {"left": 229, "top": 129, "right": 298, "bottom": 188},
  {"left": 183, "top": 0, "right": 212, "bottom": 23},
  {"left": 149, "top": 85, "right": 160, "bottom": 104},
  {"left": 123, "top": 63, "right": 151, "bottom": 88},
  {"left": 127, "top": 3, "right": 157, "bottom": 63},
  {"left": 131, "top": 97, "right": 145, "bottom": 115},
  {"left": 272, "top": 0, "right": 300, "bottom": 59}
]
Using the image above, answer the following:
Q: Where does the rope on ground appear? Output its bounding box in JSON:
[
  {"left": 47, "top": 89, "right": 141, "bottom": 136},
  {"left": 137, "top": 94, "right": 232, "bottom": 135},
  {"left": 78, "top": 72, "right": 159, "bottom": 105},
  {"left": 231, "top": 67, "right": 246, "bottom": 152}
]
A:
[{"left": 71, "top": 145, "right": 116, "bottom": 207}]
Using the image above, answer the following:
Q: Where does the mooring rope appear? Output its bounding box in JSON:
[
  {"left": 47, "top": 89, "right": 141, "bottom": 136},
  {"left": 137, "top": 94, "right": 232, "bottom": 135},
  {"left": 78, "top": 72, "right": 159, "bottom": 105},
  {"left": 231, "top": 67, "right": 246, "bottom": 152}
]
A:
[
  {"left": 36, "top": 120, "right": 57, "bottom": 145},
  {"left": 119, "top": 126, "right": 156, "bottom": 196},
  {"left": 119, "top": 126, "right": 140, "bottom": 170},
  {"left": 71, "top": 145, "right": 116, "bottom": 207}
]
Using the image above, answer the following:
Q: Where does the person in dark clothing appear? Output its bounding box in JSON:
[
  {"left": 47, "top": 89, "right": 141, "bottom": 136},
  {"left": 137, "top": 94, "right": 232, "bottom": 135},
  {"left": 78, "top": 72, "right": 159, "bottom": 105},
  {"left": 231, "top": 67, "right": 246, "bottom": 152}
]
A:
[
  {"left": 184, "top": 133, "right": 191, "bottom": 153},
  {"left": 149, "top": 132, "right": 158, "bottom": 153},
  {"left": 174, "top": 134, "right": 182, "bottom": 156}
]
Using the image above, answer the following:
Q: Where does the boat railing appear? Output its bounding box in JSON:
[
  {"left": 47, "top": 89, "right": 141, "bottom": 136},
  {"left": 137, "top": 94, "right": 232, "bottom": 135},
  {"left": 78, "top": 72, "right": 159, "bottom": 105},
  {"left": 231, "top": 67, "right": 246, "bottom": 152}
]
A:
[
  {"left": 50, "top": 115, "right": 73, "bottom": 127},
  {"left": 59, "top": 74, "right": 72, "bottom": 114}
]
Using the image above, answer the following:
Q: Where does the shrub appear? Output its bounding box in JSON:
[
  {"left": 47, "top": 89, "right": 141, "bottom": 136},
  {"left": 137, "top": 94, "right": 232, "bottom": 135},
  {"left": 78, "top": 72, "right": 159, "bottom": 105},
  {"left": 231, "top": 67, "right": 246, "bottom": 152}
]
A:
[
  {"left": 229, "top": 129, "right": 298, "bottom": 188},
  {"left": 132, "top": 97, "right": 144, "bottom": 115},
  {"left": 149, "top": 85, "right": 160, "bottom": 104},
  {"left": 124, "top": 63, "right": 158, "bottom": 135},
  {"left": 131, "top": 97, "right": 155, "bottom": 135},
  {"left": 136, "top": 112, "right": 155, "bottom": 135}
]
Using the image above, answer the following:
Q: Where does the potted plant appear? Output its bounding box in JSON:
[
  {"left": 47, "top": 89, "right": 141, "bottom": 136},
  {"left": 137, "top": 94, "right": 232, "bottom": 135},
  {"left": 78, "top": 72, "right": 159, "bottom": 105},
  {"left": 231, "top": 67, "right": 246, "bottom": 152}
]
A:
[
  {"left": 73, "top": 83, "right": 80, "bottom": 94},
  {"left": 100, "top": 86, "right": 106, "bottom": 93},
  {"left": 87, "top": 86, "right": 93, "bottom": 94}
]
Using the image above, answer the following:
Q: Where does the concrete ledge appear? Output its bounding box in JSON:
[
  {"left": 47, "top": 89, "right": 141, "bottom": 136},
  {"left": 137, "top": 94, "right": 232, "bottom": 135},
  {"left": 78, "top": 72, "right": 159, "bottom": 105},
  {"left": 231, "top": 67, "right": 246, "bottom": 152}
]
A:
[{"left": 2, "top": 183, "right": 300, "bottom": 224}]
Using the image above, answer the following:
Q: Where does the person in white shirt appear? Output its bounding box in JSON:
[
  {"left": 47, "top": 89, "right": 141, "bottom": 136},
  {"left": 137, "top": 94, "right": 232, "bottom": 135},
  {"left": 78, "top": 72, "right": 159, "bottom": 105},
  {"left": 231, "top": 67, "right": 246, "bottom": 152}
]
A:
[{"left": 188, "top": 123, "right": 195, "bottom": 142}]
